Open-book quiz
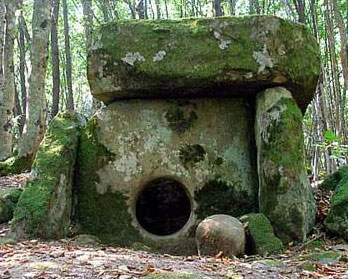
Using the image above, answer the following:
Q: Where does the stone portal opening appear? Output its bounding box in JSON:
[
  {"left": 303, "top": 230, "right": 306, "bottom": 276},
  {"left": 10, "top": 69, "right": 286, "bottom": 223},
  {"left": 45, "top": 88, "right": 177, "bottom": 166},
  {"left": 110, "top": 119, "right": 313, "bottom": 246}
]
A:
[{"left": 136, "top": 178, "right": 191, "bottom": 236}]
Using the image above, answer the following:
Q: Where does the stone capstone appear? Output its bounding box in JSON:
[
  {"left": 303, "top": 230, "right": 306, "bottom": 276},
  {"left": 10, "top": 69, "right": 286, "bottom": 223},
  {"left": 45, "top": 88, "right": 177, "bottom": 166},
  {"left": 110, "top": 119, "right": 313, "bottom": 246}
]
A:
[
  {"left": 10, "top": 112, "right": 85, "bottom": 239},
  {"left": 325, "top": 175, "right": 348, "bottom": 240},
  {"left": 195, "top": 214, "right": 246, "bottom": 257},
  {"left": 88, "top": 16, "right": 320, "bottom": 111},
  {"left": 240, "top": 213, "right": 283, "bottom": 255},
  {"left": 255, "top": 87, "right": 316, "bottom": 243}
]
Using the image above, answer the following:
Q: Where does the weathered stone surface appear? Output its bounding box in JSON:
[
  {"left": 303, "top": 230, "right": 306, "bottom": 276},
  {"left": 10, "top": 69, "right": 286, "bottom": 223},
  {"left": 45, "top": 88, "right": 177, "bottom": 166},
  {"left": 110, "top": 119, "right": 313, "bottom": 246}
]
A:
[
  {"left": 195, "top": 214, "right": 245, "bottom": 257},
  {"left": 320, "top": 165, "right": 348, "bottom": 192},
  {"left": 75, "top": 98, "right": 258, "bottom": 250},
  {"left": 10, "top": 112, "right": 84, "bottom": 239},
  {"left": 255, "top": 87, "right": 316, "bottom": 243},
  {"left": 325, "top": 176, "right": 348, "bottom": 240},
  {"left": 0, "top": 188, "right": 22, "bottom": 223},
  {"left": 88, "top": 16, "right": 320, "bottom": 111},
  {"left": 240, "top": 213, "right": 283, "bottom": 255}
]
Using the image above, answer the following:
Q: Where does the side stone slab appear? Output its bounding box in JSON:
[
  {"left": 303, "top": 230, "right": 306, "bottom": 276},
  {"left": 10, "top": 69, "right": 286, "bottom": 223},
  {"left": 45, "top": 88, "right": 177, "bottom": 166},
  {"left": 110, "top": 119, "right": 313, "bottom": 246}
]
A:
[
  {"left": 10, "top": 112, "right": 84, "bottom": 239},
  {"left": 255, "top": 87, "right": 315, "bottom": 243}
]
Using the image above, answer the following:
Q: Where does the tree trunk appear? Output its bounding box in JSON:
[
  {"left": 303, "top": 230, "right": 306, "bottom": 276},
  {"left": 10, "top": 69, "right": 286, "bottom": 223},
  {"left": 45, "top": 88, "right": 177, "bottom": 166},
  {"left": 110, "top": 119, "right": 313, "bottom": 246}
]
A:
[
  {"left": 18, "top": 14, "right": 27, "bottom": 135},
  {"left": 214, "top": 0, "right": 223, "bottom": 16},
  {"left": 18, "top": 0, "right": 52, "bottom": 159},
  {"left": 0, "top": 0, "right": 19, "bottom": 160},
  {"left": 62, "top": 0, "right": 74, "bottom": 111},
  {"left": 51, "top": 0, "right": 60, "bottom": 118},
  {"left": 229, "top": 0, "right": 237, "bottom": 15},
  {"left": 154, "top": 0, "right": 161, "bottom": 19}
]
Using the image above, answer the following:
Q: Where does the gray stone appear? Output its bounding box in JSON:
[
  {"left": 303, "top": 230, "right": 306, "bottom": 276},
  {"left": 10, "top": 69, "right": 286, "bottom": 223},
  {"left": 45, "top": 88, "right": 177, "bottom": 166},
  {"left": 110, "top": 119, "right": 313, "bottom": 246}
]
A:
[
  {"left": 195, "top": 214, "right": 245, "bottom": 257},
  {"left": 255, "top": 87, "right": 316, "bottom": 243},
  {"left": 75, "top": 98, "right": 258, "bottom": 250},
  {"left": 10, "top": 112, "right": 84, "bottom": 239},
  {"left": 88, "top": 16, "right": 320, "bottom": 111}
]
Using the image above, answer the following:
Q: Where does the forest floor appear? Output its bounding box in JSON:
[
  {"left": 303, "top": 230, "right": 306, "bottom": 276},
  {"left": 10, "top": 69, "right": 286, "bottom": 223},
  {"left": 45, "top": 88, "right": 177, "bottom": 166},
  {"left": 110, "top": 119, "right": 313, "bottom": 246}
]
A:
[{"left": 1, "top": 175, "right": 348, "bottom": 279}]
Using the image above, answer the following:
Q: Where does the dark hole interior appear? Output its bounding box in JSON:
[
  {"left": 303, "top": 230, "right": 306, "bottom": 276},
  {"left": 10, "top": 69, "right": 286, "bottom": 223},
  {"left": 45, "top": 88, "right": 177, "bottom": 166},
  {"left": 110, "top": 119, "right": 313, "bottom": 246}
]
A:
[{"left": 136, "top": 178, "right": 191, "bottom": 236}]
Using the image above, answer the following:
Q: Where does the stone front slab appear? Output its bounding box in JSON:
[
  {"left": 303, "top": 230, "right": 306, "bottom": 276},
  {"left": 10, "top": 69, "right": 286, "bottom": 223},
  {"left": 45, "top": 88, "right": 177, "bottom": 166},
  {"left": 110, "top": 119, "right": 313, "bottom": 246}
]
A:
[
  {"left": 88, "top": 16, "right": 320, "bottom": 111},
  {"left": 75, "top": 97, "right": 258, "bottom": 251}
]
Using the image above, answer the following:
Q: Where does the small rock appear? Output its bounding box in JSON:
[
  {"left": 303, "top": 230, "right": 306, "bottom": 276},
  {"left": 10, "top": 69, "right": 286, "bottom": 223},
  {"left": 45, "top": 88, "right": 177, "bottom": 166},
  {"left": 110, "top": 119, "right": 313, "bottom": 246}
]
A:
[{"left": 195, "top": 214, "right": 245, "bottom": 257}]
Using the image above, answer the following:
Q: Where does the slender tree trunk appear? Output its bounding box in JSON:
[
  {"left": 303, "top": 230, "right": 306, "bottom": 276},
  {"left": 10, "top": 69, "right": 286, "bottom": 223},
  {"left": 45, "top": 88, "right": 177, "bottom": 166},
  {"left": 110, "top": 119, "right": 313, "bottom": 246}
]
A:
[
  {"left": 292, "top": 0, "right": 306, "bottom": 23},
  {"left": 18, "top": 0, "right": 52, "bottom": 159},
  {"left": 18, "top": 14, "right": 27, "bottom": 135},
  {"left": 214, "top": 0, "right": 223, "bottom": 16},
  {"left": 51, "top": 0, "right": 60, "bottom": 118},
  {"left": 62, "top": 0, "right": 74, "bottom": 111},
  {"left": 229, "top": 0, "right": 237, "bottom": 15},
  {"left": 154, "top": 0, "right": 161, "bottom": 18},
  {"left": 136, "top": 0, "right": 145, "bottom": 19},
  {"left": 0, "top": 0, "right": 19, "bottom": 160}
]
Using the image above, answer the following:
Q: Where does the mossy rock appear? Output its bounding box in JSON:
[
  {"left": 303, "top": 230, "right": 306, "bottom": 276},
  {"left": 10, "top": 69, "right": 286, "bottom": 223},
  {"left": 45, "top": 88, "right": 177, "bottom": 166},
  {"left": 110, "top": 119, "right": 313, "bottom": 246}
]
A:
[
  {"left": 240, "top": 213, "right": 283, "bottom": 255},
  {"left": 255, "top": 87, "right": 316, "bottom": 243},
  {"left": 298, "top": 252, "right": 341, "bottom": 265},
  {"left": 145, "top": 273, "right": 203, "bottom": 279},
  {"left": 325, "top": 176, "right": 348, "bottom": 240},
  {"left": 320, "top": 165, "right": 348, "bottom": 192},
  {"left": 88, "top": 16, "right": 319, "bottom": 111},
  {"left": 10, "top": 112, "right": 84, "bottom": 240},
  {"left": 0, "top": 155, "right": 32, "bottom": 177},
  {"left": 72, "top": 234, "right": 101, "bottom": 246},
  {"left": 0, "top": 188, "right": 23, "bottom": 223}
]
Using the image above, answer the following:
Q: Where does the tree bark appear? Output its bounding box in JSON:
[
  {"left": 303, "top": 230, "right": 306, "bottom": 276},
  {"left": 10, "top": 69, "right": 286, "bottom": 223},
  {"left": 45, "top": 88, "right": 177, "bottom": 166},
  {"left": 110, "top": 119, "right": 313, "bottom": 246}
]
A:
[
  {"left": 18, "top": 14, "right": 27, "bottom": 134},
  {"left": 0, "top": 0, "right": 19, "bottom": 160},
  {"left": 18, "top": 0, "right": 52, "bottom": 159},
  {"left": 62, "top": 0, "right": 74, "bottom": 111},
  {"left": 214, "top": 0, "right": 223, "bottom": 16},
  {"left": 51, "top": 0, "right": 60, "bottom": 118}
]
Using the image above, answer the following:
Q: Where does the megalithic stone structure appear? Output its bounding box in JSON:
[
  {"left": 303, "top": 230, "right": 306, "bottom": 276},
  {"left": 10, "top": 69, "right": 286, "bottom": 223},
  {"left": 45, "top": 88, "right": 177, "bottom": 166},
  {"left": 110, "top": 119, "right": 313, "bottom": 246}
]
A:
[{"left": 11, "top": 16, "right": 320, "bottom": 253}]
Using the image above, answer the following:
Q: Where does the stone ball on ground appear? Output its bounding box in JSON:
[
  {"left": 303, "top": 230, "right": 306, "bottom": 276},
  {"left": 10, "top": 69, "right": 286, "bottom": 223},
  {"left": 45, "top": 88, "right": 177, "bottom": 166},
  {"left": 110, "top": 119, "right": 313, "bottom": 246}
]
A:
[{"left": 195, "top": 214, "right": 245, "bottom": 257}]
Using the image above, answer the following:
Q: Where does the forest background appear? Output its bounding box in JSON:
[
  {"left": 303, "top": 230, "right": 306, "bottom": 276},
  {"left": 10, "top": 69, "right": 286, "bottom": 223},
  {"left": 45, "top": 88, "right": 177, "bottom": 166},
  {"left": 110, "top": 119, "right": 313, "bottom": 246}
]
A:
[{"left": 0, "top": 0, "right": 347, "bottom": 181}]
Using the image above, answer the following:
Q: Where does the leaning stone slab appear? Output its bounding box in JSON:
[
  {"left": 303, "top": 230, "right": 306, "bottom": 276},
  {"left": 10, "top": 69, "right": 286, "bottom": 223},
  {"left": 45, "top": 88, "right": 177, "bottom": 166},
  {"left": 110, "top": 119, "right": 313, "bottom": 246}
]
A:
[
  {"left": 325, "top": 176, "right": 348, "bottom": 240},
  {"left": 240, "top": 213, "right": 283, "bottom": 255},
  {"left": 255, "top": 87, "right": 316, "bottom": 243},
  {"left": 10, "top": 112, "right": 84, "bottom": 239},
  {"left": 88, "top": 16, "right": 319, "bottom": 111}
]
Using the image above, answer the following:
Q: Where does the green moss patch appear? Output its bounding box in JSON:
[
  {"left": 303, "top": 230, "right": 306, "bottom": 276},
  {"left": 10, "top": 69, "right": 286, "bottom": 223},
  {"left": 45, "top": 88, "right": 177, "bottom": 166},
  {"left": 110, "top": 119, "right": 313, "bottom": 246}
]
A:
[
  {"left": 145, "top": 273, "right": 202, "bottom": 279},
  {"left": 325, "top": 175, "right": 348, "bottom": 240},
  {"left": 194, "top": 179, "right": 257, "bottom": 220},
  {"left": 179, "top": 144, "right": 206, "bottom": 168},
  {"left": 0, "top": 188, "right": 22, "bottom": 223},
  {"left": 320, "top": 165, "right": 348, "bottom": 192},
  {"left": 165, "top": 106, "right": 197, "bottom": 134},
  {"left": 0, "top": 155, "right": 32, "bottom": 177},
  {"left": 240, "top": 213, "right": 283, "bottom": 255}
]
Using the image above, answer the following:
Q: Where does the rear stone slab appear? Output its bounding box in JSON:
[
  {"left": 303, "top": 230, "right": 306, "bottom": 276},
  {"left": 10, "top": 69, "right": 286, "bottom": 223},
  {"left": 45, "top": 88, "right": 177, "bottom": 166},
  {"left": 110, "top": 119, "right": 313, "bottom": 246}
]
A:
[
  {"left": 88, "top": 16, "right": 319, "bottom": 111},
  {"left": 255, "top": 87, "right": 315, "bottom": 243}
]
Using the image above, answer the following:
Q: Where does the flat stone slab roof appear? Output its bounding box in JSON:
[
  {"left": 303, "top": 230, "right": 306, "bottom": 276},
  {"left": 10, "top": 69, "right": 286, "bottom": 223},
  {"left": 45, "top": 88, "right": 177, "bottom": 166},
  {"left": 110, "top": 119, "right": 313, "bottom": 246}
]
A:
[{"left": 88, "top": 16, "right": 320, "bottom": 110}]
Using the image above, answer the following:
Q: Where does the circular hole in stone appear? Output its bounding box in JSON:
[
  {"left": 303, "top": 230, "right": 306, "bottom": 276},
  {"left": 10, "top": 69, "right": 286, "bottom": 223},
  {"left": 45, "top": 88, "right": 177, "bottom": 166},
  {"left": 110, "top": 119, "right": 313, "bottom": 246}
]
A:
[{"left": 136, "top": 178, "right": 191, "bottom": 236}]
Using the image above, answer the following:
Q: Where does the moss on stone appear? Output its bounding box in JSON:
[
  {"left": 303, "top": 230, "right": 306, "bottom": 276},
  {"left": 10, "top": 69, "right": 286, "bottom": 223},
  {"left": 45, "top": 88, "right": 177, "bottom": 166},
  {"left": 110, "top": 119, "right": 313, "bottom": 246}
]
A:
[
  {"left": 165, "top": 106, "right": 197, "bottom": 134},
  {"left": 321, "top": 165, "right": 348, "bottom": 192},
  {"left": 0, "top": 188, "right": 23, "bottom": 223},
  {"left": 0, "top": 155, "right": 32, "bottom": 177},
  {"left": 240, "top": 213, "right": 283, "bottom": 255},
  {"left": 299, "top": 252, "right": 341, "bottom": 263},
  {"left": 75, "top": 116, "right": 141, "bottom": 246},
  {"left": 179, "top": 144, "right": 206, "bottom": 168},
  {"left": 324, "top": 175, "right": 348, "bottom": 240},
  {"left": 10, "top": 112, "right": 83, "bottom": 239},
  {"left": 194, "top": 179, "right": 257, "bottom": 220},
  {"left": 88, "top": 16, "right": 319, "bottom": 111}
]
